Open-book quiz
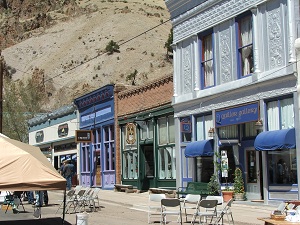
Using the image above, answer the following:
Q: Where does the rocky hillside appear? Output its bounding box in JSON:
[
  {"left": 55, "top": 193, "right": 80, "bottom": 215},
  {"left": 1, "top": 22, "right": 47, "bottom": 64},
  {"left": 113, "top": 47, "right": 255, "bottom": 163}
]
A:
[{"left": 0, "top": 0, "right": 173, "bottom": 110}]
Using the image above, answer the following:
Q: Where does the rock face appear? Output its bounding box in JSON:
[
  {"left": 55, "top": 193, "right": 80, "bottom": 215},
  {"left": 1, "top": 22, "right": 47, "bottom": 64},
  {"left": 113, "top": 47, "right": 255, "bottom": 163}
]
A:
[{"left": 1, "top": 0, "right": 173, "bottom": 110}]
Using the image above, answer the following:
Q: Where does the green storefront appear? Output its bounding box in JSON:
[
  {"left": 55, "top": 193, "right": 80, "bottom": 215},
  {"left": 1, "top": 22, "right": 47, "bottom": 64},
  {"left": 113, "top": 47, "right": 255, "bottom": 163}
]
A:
[{"left": 119, "top": 106, "right": 176, "bottom": 191}]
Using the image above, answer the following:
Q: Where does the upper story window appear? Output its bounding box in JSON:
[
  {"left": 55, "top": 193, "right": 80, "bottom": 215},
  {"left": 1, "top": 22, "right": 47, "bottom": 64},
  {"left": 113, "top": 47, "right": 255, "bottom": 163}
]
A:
[
  {"left": 140, "top": 120, "right": 154, "bottom": 140},
  {"left": 195, "top": 114, "right": 213, "bottom": 140},
  {"left": 237, "top": 13, "right": 253, "bottom": 77},
  {"left": 200, "top": 31, "right": 214, "bottom": 88},
  {"left": 267, "top": 97, "right": 294, "bottom": 131}
]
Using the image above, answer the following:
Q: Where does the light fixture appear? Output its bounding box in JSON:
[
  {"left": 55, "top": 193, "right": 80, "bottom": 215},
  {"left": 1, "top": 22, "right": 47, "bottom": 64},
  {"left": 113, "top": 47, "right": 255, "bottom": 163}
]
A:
[
  {"left": 255, "top": 120, "right": 263, "bottom": 129},
  {"left": 208, "top": 127, "right": 215, "bottom": 137}
]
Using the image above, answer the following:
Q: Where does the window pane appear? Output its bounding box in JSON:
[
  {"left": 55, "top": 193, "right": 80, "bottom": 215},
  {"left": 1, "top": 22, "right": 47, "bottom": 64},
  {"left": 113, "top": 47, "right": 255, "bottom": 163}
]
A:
[
  {"left": 267, "top": 101, "right": 280, "bottom": 130},
  {"left": 280, "top": 98, "right": 294, "bottom": 129},
  {"left": 196, "top": 117, "right": 204, "bottom": 141},
  {"left": 244, "top": 121, "right": 257, "bottom": 137},
  {"left": 149, "top": 121, "right": 154, "bottom": 139},
  {"left": 158, "top": 117, "right": 168, "bottom": 145},
  {"left": 268, "top": 149, "right": 297, "bottom": 184},
  {"left": 238, "top": 15, "right": 253, "bottom": 76},
  {"left": 218, "top": 125, "right": 238, "bottom": 139},
  {"left": 168, "top": 116, "right": 175, "bottom": 143},
  {"left": 202, "top": 34, "right": 214, "bottom": 87}
]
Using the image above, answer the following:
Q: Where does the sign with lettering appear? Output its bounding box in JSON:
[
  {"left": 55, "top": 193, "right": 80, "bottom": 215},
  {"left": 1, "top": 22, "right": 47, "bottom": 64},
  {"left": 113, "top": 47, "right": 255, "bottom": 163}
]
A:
[
  {"left": 58, "top": 123, "right": 69, "bottom": 137},
  {"left": 215, "top": 102, "right": 259, "bottom": 127},
  {"left": 75, "top": 130, "right": 92, "bottom": 143},
  {"left": 35, "top": 131, "right": 44, "bottom": 143}
]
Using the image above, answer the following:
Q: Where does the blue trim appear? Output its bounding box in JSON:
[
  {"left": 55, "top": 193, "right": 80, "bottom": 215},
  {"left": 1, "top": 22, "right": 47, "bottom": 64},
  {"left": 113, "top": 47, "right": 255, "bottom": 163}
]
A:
[
  {"left": 254, "top": 128, "right": 296, "bottom": 151},
  {"left": 185, "top": 139, "right": 214, "bottom": 157}
]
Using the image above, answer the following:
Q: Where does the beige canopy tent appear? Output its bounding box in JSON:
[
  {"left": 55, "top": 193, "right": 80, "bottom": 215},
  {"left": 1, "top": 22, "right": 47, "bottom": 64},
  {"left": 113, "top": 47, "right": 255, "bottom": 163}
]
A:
[
  {"left": 0, "top": 135, "right": 66, "bottom": 191},
  {"left": 0, "top": 135, "right": 67, "bottom": 224}
]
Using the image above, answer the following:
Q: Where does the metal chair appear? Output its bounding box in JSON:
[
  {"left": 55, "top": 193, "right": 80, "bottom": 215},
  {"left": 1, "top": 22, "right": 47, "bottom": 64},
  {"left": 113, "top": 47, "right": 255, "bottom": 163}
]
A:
[
  {"left": 181, "top": 194, "right": 201, "bottom": 222},
  {"left": 148, "top": 193, "right": 166, "bottom": 223},
  {"left": 160, "top": 198, "right": 182, "bottom": 225},
  {"left": 213, "top": 198, "right": 234, "bottom": 225},
  {"left": 191, "top": 199, "right": 218, "bottom": 225},
  {"left": 55, "top": 189, "right": 76, "bottom": 214}
]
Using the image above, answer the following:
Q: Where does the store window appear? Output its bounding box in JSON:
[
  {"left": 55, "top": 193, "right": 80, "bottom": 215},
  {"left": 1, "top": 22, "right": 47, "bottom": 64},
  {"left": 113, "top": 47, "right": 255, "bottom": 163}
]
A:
[
  {"left": 158, "top": 115, "right": 175, "bottom": 145},
  {"left": 196, "top": 157, "right": 214, "bottom": 182},
  {"left": 103, "top": 125, "right": 115, "bottom": 171},
  {"left": 158, "top": 147, "right": 176, "bottom": 179},
  {"left": 140, "top": 120, "right": 154, "bottom": 140},
  {"left": 218, "top": 125, "right": 238, "bottom": 139},
  {"left": 267, "top": 97, "right": 294, "bottom": 130},
  {"left": 196, "top": 114, "right": 213, "bottom": 140},
  {"left": 219, "top": 147, "right": 236, "bottom": 184},
  {"left": 236, "top": 12, "right": 253, "bottom": 77},
  {"left": 268, "top": 149, "right": 297, "bottom": 185},
  {"left": 123, "top": 150, "right": 138, "bottom": 179}
]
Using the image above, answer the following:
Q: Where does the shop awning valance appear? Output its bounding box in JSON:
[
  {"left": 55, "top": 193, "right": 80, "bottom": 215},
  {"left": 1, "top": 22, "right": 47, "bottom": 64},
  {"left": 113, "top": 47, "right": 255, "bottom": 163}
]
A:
[
  {"left": 185, "top": 139, "right": 214, "bottom": 157},
  {"left": 254, "top": 128, "right": 296, "bottom": 151}
]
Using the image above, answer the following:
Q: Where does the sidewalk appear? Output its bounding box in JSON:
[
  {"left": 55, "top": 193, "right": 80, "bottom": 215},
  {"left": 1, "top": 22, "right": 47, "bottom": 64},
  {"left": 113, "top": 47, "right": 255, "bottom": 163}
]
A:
[{"left": 0, "top": 190, "right": 280, "bottom": 225}]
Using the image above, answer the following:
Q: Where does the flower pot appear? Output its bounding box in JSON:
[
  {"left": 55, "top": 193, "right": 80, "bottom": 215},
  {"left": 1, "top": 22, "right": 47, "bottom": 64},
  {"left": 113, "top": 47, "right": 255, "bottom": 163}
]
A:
[
  {"left": 234, "top": 192, "right": 244, "bottom": 201},
  {"left": 222, "top": 191, "right": 234, "bottom": 202}
]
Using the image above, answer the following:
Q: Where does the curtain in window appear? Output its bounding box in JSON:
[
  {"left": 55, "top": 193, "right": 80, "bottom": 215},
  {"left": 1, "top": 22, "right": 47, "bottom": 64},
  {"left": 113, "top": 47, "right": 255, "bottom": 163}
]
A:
[
  {"left": 267, "top": 101, "right": 280, "bottom": 131},
  {"left": 218, "top": 125, "right": 238, "bottom": 138},
  {"left": 240, "top": 17, "right": 253, "bottom": 76},
  {"left": 280, "top": 98, "right": 294, "bottom": 129},
  {"left": 203, "top": 34, "right": 214, "bottom": 87},
  {"left": 196, "top": 117, "right": 204, "bottom": 140}
]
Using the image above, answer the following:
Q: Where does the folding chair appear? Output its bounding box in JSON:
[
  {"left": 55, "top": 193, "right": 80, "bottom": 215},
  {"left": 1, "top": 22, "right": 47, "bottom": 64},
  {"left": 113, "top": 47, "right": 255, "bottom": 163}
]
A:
[
  {"left": 55, "top": 189, "right": 75, "bottom": 214},
  {"left": 88, "top": 187, "right": 101, "bottom": 211},
  {"left": 191, "top": 199, "right": 218, "bottom": 225},
  {"left": 181, "top": 194, "right": 201, "bottom": 222},
  {"left": 214, "top": 198, "right": 234, "bottom": 225},
  {"left": 148, "top": 193, "right": 166, "bottom": 223},
  {"left": 160, "top": 198, "right": 182, "bottom": 225}
]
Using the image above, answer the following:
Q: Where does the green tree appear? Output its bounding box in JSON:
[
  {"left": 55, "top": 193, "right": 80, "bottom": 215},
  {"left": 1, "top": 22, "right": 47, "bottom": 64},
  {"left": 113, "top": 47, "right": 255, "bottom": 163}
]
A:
[
  {"left": 164, "top": 28, "right": 173, "bottom": 60},
  {"left": 2, "top": 68, "right": 47, "bottom": 142}
]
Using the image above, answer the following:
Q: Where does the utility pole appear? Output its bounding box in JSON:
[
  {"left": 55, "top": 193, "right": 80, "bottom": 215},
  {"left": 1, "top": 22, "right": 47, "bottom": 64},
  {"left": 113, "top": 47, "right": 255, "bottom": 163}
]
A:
[{"left": 0, "top": 51, "right": 3, "bottom": 134}]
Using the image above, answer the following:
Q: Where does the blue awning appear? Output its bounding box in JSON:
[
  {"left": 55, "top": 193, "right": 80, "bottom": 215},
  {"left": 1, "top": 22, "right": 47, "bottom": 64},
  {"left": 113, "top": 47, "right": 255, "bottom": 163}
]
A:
[
  {"left": 254, "top": 128, "right": 296, "bottom": 151},
  {"left": 185, "top": 139, "right": 214, "bottom": 157}
]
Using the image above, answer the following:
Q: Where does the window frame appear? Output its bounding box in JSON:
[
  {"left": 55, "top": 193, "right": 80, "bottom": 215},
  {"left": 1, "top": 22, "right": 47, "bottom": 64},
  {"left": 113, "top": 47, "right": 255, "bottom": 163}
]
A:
[
  {"left": 199, "top": 29, "right": 215, "bottom": 89},
  {"left": 236, "top": 11, "right": 254, "bottom": 78}
]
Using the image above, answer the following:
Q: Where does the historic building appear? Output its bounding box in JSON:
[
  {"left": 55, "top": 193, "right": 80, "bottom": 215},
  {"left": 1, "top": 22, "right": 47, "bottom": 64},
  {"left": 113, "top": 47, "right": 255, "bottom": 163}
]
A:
[
  {"left": 28, "top": 104, "right": 79, "bottom": 186},
  {"left": 165, "top": 0, "right": 300, "bottom": 203},
  {"left": 74, "top": 84, "right": 116, "bottom": 189},
  {"left": 116, "top": 75, "right": 175, "bottom": 191}
]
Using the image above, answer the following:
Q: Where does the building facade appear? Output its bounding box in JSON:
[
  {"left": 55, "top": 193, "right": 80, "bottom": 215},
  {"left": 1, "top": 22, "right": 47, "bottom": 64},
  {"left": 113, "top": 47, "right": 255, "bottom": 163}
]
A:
[
  {"left": 116, "top": 75, "right": 175, "bottom": 191},
  {"left": 74, "top": 84, "right": 116, "bottom": 189},
  {"left": 28, "top": 104, "right": 79, "bottom": 185},
  {"left": 166, "top": 0, "right": 300, "bottom": 203}
]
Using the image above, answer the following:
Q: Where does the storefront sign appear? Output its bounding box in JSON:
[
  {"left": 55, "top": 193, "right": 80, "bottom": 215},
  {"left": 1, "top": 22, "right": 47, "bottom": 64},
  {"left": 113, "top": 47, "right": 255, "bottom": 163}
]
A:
[
  {"left": 58, "top": 123, "right": 69, "bottom": 137},
  {"left": 35, "top": 131, "right": 44, "bottom": 143},
  {"left": 215, "top": 102, "right": 259, "bottom": 127},
  {"left": 75, "top": 130, "right": 92, "bottom": 143},
  {"left": 126, "top": 123, "right": 136, "bottom": 145}
]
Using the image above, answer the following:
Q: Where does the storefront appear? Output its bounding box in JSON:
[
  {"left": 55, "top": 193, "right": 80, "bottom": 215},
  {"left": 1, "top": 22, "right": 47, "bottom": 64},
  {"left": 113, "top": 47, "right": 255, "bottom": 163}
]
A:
[
  {"left": 116, "top": 75, "right": 175, "bottom": 191},
  {"left": 28, "top": 104, "right": 79, "bottom": 186},
  {"left": 74, "top": 84, "right": 115, "bottom": 189}
]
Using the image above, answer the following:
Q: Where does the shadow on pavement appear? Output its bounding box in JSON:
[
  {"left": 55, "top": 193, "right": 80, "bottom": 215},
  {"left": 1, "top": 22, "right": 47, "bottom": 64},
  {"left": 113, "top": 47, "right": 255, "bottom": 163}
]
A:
[{"left": 0, "top": 217, "right": 72, "bottom": 225}]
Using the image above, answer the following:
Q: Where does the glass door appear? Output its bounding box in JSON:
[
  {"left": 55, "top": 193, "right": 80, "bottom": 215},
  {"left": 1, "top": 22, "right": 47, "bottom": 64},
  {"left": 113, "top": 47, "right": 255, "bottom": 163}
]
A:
[{"left": 245, "top": 149, "right": 262, "bottom": 200}]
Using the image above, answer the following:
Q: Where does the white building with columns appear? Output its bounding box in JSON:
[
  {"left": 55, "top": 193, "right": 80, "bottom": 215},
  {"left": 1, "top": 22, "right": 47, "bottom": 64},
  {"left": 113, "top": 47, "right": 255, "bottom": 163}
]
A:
[{"left": 165, "top": 0, "right": 300, "bottom": 203}]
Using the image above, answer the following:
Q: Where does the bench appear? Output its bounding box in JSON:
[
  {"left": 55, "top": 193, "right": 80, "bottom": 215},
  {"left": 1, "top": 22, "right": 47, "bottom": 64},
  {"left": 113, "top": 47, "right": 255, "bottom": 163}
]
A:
[
  {"left": 114, "top": 184, "right": 134, "bottom": 193},
  {"left": 176, "top": 182, "right": 209, "bottom": 198},
  {"left": 149, "top": 188, "right": 176, "bottom": 198}
]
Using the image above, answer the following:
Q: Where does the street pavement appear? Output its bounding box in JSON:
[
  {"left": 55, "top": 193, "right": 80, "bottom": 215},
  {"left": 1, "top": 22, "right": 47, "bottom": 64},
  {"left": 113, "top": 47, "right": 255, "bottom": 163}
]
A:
[{"left": 0, "top": 189, "right": 281, "bottom": 225}]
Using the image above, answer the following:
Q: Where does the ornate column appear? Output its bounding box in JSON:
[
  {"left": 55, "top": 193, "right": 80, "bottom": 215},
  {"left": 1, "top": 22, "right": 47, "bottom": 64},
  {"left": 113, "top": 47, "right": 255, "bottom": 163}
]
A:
[
  {"left": 172, "top": 44, "right": 178, "bottom": 97},
  {"left": 192, "top": 35, "right": 200, "bottom": 91},
  {"left": 287, "top": 0, "right": 296, "bottom": 62},
  {"left": 251, "top": 7, "right": 260, "bottom": 73}
]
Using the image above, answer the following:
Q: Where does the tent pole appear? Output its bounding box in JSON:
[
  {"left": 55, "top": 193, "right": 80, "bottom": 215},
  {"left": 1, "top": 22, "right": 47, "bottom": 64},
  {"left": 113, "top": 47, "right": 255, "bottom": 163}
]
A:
[{"left": 62, "top": 189, "right": 66, "bottom": 225}]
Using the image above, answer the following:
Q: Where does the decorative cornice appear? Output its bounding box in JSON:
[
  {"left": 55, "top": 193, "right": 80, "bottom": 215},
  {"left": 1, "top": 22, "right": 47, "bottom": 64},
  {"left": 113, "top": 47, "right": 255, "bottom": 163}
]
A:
[
  {"left": 172, "top": 0, "right": 266, "bottom": 43},
  {"left": 118, "top": 74, "right": 173, "bottom": 99}
]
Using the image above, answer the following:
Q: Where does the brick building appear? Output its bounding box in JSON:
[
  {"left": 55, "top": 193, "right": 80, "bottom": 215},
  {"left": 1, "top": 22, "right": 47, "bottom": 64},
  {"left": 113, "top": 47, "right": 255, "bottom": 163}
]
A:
[{"left": 115, "top": 75, "right": 175, "bottom": 191}]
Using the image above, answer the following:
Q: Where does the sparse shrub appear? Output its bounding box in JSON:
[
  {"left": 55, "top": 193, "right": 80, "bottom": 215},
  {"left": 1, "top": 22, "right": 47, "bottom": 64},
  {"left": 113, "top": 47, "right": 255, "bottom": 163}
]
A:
[
  {"left": 126, "top": 69, "right": 138, "bottom": 85},
  {"left": 105, "top": 40, "right": 120, "bottom": 55}
]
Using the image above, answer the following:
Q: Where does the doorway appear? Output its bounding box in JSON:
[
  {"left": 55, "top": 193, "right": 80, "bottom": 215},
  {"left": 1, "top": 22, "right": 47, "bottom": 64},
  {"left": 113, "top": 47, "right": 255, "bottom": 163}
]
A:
[
  {"left": 95, "top": 151, "right": 101, "bottom": 187},
  {"left": 245, "top": 149, "right": 263, "bottom": 200},
  {"left": 140, "top": 145, "right": 154, "bottom": 191}
]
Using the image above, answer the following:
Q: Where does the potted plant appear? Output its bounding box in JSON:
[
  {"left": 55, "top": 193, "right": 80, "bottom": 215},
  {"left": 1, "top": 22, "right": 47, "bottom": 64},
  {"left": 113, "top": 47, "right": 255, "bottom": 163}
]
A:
[
  {"left": 207, "top": 173, "right": 221, "bottom": 196},
  {"left": 233, "top": 168, "right": 246, "bottom": 201}
]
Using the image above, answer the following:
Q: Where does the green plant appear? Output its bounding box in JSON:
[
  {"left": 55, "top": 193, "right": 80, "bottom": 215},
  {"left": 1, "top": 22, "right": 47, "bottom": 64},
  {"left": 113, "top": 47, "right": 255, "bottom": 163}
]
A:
[
  {"left": 207, "top": 173, "right": 220, "bottom": 196},
  {"left": 105, "top": 40, "right": 120, "bottom": 55},
  {"left": 233, "top": 168, "right": 245, "bottom": 194}
]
